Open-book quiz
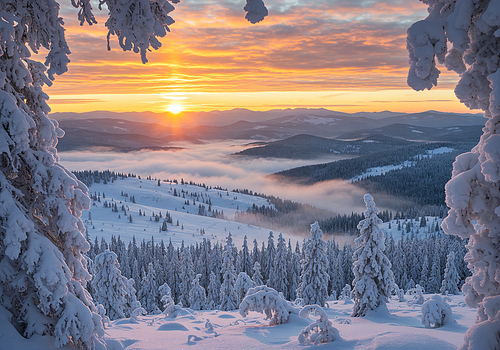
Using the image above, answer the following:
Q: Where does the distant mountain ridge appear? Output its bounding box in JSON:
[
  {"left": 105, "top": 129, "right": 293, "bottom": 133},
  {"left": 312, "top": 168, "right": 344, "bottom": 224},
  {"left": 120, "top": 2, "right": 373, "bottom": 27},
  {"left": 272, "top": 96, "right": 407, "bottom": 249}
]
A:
[{"left": 54, "top": 109, "right": 485, "bottom": 152}]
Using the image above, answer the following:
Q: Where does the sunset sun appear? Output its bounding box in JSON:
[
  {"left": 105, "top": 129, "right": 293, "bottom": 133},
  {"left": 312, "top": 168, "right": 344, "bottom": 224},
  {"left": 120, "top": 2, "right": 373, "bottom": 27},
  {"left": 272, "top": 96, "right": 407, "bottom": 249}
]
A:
[{"left": 167, "top": 104, "right": 184, "bottom": 114}]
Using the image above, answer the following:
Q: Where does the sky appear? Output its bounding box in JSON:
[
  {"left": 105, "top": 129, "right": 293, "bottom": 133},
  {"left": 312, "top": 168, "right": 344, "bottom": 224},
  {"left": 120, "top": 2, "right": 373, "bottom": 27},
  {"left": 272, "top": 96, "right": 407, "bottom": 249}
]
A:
[{"left": 41, "top": 0, "right": 472, "bottom": 115}]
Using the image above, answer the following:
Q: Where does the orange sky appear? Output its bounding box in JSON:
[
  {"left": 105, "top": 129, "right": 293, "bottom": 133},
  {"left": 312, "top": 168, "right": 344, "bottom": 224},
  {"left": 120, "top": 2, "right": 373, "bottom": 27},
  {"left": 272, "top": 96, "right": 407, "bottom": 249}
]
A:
[{"left": 40, "top": 1, "right": 474, "bottom": 115}]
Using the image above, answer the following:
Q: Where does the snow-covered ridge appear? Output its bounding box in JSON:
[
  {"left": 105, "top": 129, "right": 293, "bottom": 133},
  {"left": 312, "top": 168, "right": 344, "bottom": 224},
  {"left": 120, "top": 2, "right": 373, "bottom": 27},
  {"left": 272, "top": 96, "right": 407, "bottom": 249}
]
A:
[
  {"left": 84, "top": 177, "right": 298, "bottom": 247},
  {"left": 349, "top": 147, "right": 455, "bottom": 183}
]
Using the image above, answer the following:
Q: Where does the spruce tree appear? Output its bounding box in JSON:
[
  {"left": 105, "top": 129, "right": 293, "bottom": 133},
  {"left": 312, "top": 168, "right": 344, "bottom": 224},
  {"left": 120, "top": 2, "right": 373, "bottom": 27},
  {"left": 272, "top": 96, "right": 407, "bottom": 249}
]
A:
[
  {"left": 268, "top": 233, "right": 288, "bottom": 297},
  {"left": 219, "top": 249, "right": 238, "bottom": 311},
  {"left": 92, "top": 250, "right": 127, "bottom": 321},
  {"left": 252, "top": 261, "right": 264, "bottom": 286},
  {"left": 351, "top": 194, "right": 395, "bottom": 317},
  {"left": 297, "top": 222, "right": 329, "bottom": 306},
  {"left": 441, "top": 251, "right": 460, "bottom": 295},
  {"left": 188, "top": 274, "right": 207, "bottom": 310},
  {"left": 206, "top": 271, "right": 221, "bottom": 310}
]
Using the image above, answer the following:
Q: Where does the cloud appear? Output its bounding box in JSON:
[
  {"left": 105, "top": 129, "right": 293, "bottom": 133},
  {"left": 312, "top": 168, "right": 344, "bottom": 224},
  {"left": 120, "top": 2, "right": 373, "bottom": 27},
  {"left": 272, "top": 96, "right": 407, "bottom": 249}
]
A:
[
  {"left": 40, "top": 0, "right": 436, "bottom": 98},
  {"left": 59, "top": 140, "right": 405, "bottom": 215}
]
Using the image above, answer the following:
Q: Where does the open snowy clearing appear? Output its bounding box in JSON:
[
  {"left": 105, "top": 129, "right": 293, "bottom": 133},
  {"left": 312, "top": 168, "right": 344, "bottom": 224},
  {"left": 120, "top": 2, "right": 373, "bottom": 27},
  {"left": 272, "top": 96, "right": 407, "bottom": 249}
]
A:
[
  {"left": 3, "top": 294, "right": 474, "bottom": 350},
  {"left": 83, "top": 177, "right": 300, "bottom": 248}
]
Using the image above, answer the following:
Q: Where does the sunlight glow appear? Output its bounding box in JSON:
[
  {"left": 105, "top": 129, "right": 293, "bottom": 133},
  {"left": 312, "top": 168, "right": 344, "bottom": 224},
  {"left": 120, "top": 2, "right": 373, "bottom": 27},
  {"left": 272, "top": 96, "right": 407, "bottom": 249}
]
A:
[{"left": 168, "top": 104, "right": 184, "bottom": 114}]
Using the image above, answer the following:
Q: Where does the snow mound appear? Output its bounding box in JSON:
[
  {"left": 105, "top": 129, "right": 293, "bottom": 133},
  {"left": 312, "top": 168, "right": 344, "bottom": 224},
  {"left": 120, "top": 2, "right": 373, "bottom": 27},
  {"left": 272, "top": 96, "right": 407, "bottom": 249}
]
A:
[{"left": 157, "top": 323, "right": 188, "bottom": 331}]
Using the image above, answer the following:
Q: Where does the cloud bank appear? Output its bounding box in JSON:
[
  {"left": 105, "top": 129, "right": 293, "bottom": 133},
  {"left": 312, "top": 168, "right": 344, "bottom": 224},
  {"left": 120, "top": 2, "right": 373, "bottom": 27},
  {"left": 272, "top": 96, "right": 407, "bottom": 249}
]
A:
[{"left": 59, "top": 140, "right": 373, "bottom": 214}]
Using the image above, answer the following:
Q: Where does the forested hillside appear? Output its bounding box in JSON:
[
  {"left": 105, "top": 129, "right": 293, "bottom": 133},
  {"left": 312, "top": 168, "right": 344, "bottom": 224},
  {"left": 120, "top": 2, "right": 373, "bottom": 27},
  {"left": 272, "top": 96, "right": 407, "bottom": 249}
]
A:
[{"left": 274, "top": 142, "right": 475, "bottom": 207}]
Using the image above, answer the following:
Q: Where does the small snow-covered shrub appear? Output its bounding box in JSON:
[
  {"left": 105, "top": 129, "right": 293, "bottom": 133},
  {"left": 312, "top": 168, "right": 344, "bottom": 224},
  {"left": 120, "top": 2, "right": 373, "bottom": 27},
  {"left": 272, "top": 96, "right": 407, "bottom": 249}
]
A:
[
  {"left": 421, "top": 295, "right": 454, "bottom": 328},
  {"left": 396, "top": 287, "right": 406, "bottom": 302},
  {"left": 298, "top": 305, "right": 339, "bottom": 344},
  {"left": 130, "top": 308, "right": 147, "bottom": 323},
  {"left": 239, "top": 285, "right": 297, "bottom": 325},
  {"left": 407, "top": 284, "right": 425, "bottom": 306},
  {"left": 341, "top": 284, "right": 352, "bottom": 300}
]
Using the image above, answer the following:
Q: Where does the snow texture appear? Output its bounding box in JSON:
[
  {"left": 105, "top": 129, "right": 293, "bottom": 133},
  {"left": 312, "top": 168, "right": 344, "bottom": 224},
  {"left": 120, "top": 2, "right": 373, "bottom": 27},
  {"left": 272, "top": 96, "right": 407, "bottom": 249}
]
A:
[{"left": 408, "top": 1, "right": 500, "bottom": 348}]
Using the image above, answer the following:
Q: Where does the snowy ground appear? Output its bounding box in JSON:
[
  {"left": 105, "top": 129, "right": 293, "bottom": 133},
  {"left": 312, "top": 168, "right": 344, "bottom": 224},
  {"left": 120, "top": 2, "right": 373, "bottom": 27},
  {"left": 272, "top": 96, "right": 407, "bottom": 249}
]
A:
[
  {"left": 84, "top": 177, "right": 300, "bottom": 248},
  {"left": 104, "top": 294, "right": 475, "bottom": 349},
  {"left": 4, "top": 293, "right": 473, "bottom": 350}
]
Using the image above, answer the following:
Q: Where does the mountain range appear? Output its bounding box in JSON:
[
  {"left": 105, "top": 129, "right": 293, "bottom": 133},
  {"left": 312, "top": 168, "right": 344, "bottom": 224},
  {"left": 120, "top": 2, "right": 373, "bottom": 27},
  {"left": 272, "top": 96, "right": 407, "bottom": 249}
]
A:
[{"left": 53, "top": 109, "right": 485, "bottom": 152}]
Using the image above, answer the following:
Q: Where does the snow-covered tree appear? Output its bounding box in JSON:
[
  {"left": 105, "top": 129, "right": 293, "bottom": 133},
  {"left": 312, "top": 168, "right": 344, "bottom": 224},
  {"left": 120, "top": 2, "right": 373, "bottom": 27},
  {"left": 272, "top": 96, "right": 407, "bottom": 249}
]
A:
[
  {"left": 351, "top": 194, "right": 395, "bottom": 317},
  {"left": 220, "top": 248, "right": 238, "bottom": 311},
  {"left": 0, "top": 0, "right": 267, "bottom": 346},
  {"left": 235, "top": 272, "right": 256, "bottom": 305},
  {"left": 239, "top": 285, "right": 296, "bottom": 325},
  {"left": 428, "top": 255, "right": 442, "bottom": 294},
  {"left": 298, "top": 305, "right": 339, "bottom": 344},
  {"left": 268, "top": 233, "right": 288, "bottom": 297},
  {"left": 159, "top": 283, "right": 175, "bottom": 317},
  {"left": 178, "top": 247, "right": 195, "bottom": 308},
  {"left": 297, "top": 222, "right": 329, "bottom": 306},
  {"left": 340, "top": 284, "right": 352, "bottom": 301},
  {"left": 138, "top": 262, "right": 159, "bottom": 313},
  {"left": 123, "top": 278, "right": 140, "bottom": 317},
  {"left": 206, "top": 271, "right": 221, "bottom": 310},
  {"left": 408, "top": 2, "right": 500, "bottom": 348},
  {"left": 92, "top": 250, "right": 127, "bottom": 320},
  {"left": 188, "top": 274, "right": 206, "bottom": 311},
  {"left": 421, "top": 295, "right": 454, "bottom": 328},
  {"left": 252, "top": 261, "right": 264, "bottom": 286},
  {"left": 441, "top": 251, "right": 460, "bottom": 295}
]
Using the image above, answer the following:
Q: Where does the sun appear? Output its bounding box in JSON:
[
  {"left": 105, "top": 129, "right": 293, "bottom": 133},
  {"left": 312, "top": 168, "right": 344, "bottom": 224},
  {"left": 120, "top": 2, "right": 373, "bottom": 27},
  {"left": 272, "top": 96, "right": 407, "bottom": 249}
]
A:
[{"left": 167, "top": 104, "right": 184, "bottom": 114}]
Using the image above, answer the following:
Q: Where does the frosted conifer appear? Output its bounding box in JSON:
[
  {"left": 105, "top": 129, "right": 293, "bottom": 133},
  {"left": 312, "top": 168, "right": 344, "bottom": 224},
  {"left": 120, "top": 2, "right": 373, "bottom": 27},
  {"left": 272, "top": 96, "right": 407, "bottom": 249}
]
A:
[
  {"left": 206, "top": 272, "right": 221, "bottom": 310},
  {"left": 179, "top": 247, "right": 195, "bottom": 308},
  {"left": 189, "top": 274, "right": 206, "bottom": 310},
  {"left": 92, "top": 250, "right": 127, "bottom": 320},
  {"left": 235, "top": 272, "right": 256, "bottom": 305},
  {"left": 351, "top": 194, "right": 395, "bottom": 317},
  {"left": 268, "top": 233, "right": 288, "bottom": 297},
  {"left": 441, "top": 251, "right": 460, "bottom": 295},
  {"left": 297, "top": 222, "right": 329, "bottom": 306},
  {"left": 252, "top": 261, "right": 264, "bottom": 286},
  {"left": 408, "top": 2, "right": 500, "bottom": 348},
  {"left": 138, "top": 262, "right": 159, "bottom": 313},
  {"left": 220, "top": 249, "right": 238, "bottom": 311}
]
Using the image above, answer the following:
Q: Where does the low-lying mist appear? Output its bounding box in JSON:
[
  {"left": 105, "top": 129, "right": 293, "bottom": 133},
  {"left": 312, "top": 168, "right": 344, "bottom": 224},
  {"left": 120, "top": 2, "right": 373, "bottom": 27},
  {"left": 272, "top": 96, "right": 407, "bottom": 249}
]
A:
[{"left": 59, "top": 140, "right": 410, "bottom": 232}]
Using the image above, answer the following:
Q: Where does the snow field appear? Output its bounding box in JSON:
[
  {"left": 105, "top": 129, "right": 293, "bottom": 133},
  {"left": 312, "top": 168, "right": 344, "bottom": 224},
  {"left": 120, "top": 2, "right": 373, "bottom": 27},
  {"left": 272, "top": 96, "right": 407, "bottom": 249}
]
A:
[
  {"left": 101, "top": 294, "right": 475, "bottom": 350},
  {"left": 84, "top": 177, "right": 299, "bottom": 247}
]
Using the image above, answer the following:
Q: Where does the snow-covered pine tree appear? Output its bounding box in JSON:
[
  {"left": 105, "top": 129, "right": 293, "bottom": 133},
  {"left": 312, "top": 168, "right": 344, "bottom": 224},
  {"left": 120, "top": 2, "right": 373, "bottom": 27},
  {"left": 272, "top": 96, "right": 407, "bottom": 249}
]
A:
[
  {"left": 440, "top": 251, "right": 460, "bottom": 295},
  {"left": 235, "top": 272, "right": 256, "bottom": 305},
  {"left": 252, "top": 261, "right": 264, "bottom": 286},
  {"left": 268, "top": 233, "right": 288, "bottom": 297},
  {"left": 428, "top": 255, "right": 442, "bottom": 294},
  {"left": 179, "top": 247, "right": 195, "bottom": 308},
  {"left": 297, "top": 222, "right": 329, "bottom": 306},
  {"left": 123, "top": 278, "right": 141, "bottom": 317},
  {"left": 264, "top": 231, "right": 276, "bottom": 283},
  {"left": 138, "top": 262, "right": 159, "bottom": 313},
  {"left": 240, "top": 235, "right": 253, "bottom": 275},
  {"left": 206, "top": 271, "right": 221, "bottom": 310},
  {"left": 92, "top": 250, "right": 127, "bottom": 321},
  {"left": 220, "top": 248, "right": 238, "bottom": 311},
  {"left": 351, "top": 194, "right": 395, "bottom": 317},
  {"left": 0, "top": 0, "right": 209, "bottom": 347},
  {"left": 407, "top": 2, "right": 500, "bottom": 348},
  {"left": 188, "top": 274, "right": 207, "bottom": 310}
]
